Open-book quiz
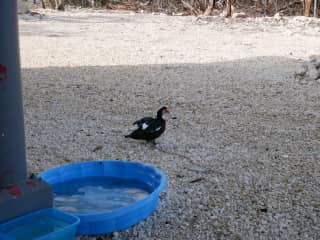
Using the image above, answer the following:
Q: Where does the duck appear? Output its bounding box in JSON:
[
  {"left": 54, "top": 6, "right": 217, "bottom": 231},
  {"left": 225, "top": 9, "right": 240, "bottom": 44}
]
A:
[{"left": 125, "top": 106, "right": 170, "bottom": 144}]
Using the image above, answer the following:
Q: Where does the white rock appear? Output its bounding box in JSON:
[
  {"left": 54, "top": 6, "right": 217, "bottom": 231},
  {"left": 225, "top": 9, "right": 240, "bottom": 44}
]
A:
[
  {"left": 292, "top": 16, "right": 309, "bottom": 22},
  {"left": 219, "top": 11, "right": 227, "bottom": 17},
  {"left": 232, "top": 12, "right": 246, "bottom": 18},
  {"left": 274, "top": 13, "right": 281, "bottom": 19}
]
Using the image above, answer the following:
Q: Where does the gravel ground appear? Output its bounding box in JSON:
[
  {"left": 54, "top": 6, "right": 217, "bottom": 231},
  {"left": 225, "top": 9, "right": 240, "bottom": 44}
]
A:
[{"left": 19, "top": 10, "right": 320, "bottom": 240}]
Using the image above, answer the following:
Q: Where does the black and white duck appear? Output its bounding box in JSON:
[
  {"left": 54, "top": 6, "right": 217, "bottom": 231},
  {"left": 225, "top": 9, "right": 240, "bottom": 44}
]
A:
[{"left": 125, "top": 106, "right": 170, "bottom": 144}]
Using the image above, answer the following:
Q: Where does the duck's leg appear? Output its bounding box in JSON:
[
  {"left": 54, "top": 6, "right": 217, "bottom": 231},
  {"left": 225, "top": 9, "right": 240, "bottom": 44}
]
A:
[{"left": 147, "top": 139, "right": 157, "bottom": 145}]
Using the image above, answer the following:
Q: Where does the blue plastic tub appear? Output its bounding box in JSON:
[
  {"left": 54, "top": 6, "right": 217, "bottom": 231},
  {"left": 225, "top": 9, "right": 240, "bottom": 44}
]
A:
[
  {"left": 0, "top": 208, "right": 80, "bottom": 240},
  {"left": 40, "top": 160, "right": 167, "bottom": 235}
]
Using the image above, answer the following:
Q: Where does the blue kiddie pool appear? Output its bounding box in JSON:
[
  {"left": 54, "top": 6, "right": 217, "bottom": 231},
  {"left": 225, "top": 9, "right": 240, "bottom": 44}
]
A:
[{"left": 40, "top": 160, "right": 167, "bottom": 235}]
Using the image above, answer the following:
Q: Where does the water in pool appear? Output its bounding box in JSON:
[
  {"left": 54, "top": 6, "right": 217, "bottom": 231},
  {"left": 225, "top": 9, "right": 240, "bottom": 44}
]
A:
[
  {"left": 3, "top": 215, "right": 68, "bottom": 240},
  {"left": 52, "top": 177, "right": 152, "bottom": 214}
]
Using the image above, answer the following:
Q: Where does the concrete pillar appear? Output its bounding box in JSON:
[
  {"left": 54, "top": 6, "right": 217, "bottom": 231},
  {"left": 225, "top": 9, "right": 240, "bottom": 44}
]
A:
[{"left": 0, "top": 0, "right": 27, "bottom": 188}]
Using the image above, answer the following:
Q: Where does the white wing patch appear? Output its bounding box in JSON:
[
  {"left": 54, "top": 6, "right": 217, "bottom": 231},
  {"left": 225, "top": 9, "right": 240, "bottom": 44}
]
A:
[
  {"left": 155, "top": 126, "right": 162, "bottom": 131},
  {"left": 142, "top": 123, "right": 149, "bottom": 130}
]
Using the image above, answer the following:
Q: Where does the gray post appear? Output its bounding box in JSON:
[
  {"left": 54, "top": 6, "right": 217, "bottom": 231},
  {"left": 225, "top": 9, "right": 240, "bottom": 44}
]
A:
[
  {"left": 0, "top": 0, "right": 27, "bottom": 188},
  {"left": 0, "top": 2, "right": 52, "bottom": 223}
]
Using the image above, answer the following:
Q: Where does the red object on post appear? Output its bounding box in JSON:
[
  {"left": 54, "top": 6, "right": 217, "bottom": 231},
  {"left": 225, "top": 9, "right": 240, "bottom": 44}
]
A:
[
  {"left": 0, "top": 64, "right": 8, "bottom": 74},
  {"left": 0, "top": 64, "right": 7, "bottom": 74},
  {"left": 7, "top": 186, "right": 22, "bottom": 196},
  {"left": 0, "top": 64, "right": 7, "bottom": 80}
]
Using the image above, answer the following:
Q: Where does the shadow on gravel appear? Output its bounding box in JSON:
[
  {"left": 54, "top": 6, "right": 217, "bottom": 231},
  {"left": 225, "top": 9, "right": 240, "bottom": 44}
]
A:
[{"left": 22, "top": 56, "right": 318, "bottom": 118}]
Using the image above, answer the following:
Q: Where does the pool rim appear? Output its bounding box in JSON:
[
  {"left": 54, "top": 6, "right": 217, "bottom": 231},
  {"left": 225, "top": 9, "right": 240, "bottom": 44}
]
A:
[{"left": 39, "top": 160, "right": 167, "bottom": 218}]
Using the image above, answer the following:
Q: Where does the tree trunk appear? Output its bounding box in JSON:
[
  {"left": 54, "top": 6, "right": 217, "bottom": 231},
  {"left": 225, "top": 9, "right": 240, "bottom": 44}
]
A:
[
  {"left": 48, "top": 0, "right": 55, "bottom": 9},
  {"left": 204, "top": 0, "right": 215, "bottom": 15},
  {"left": 58, "top": 0, "right": 65, "bottom": 10},
  {"left": 182, "top": 0, "right": 200, "bottom": 15},
  {"left": 226, "top": 0, "right": 232, "bottom": 17},
  {"left": 304, "top": 0, "right": 312, "bottom": 16},
  {"left": 41, "top": 0, "right": 46, "bottom": 8},
  {"left": 47, "top": 0, "right": 64, "bottom": 10},
  {"left": 314, "top": 0, "right": 318, "bottom": 17},
  {"left": 274, "top": 0, "right": 278, "bottom": 13}
]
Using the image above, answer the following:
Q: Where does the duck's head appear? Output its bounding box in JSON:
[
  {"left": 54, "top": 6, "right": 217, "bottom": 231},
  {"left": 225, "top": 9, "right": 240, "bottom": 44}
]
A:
[{"left": 157, "top": 106, "right": 170, "bottom": 119}]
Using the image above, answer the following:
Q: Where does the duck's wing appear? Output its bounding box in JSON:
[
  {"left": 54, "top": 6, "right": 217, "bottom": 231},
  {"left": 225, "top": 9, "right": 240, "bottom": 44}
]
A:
[
  {"left": 148, "top": 119, "right": 165, "bottom": 133},
  {"left": 133, "top": 117, "right": 155, "bottom": 129}
]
